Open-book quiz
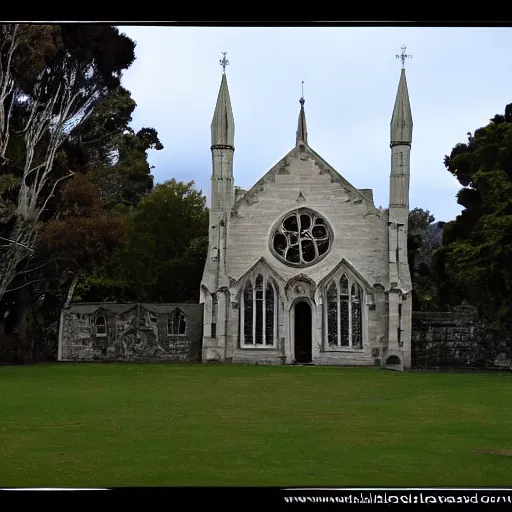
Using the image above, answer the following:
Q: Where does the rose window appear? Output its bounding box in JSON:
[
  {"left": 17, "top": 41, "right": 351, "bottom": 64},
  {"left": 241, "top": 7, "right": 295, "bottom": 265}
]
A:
[{"left": 271, "top": 208, "right": 332, "bottom": 266}]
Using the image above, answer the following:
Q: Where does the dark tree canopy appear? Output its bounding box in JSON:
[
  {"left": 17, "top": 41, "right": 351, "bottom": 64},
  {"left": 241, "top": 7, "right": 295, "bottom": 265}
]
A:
[
  {"left": 76, "top": 180, "right": 209, "bottom": 304},
  {"left": 0, "top": 25, "right": 163, "bottom": 363},
  {"left": 435, "top": 104, "right": 512, "bottom": 330}
]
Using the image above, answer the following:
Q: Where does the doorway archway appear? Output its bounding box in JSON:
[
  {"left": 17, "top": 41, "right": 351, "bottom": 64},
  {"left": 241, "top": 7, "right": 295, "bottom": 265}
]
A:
[{"left": 294, "top": 301, "right": 312, "bottom": 363}]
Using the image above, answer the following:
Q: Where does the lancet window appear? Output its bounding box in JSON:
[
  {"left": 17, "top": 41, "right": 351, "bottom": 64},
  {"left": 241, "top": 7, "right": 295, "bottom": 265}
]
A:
[
  {"left": 325, "top": 274, "right": 363, "bottom": 349},
  {"left": 168, "top": 309, "right": 187, "bottom": 335},
  {"left": 242, "top": 274, "right": 278, "bottom": 347}
]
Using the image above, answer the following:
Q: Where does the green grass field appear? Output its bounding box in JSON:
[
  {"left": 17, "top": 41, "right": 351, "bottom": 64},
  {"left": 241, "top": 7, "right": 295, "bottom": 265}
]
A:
[{"left": 0, "top": 363, "right": 511, "bottom": 488}]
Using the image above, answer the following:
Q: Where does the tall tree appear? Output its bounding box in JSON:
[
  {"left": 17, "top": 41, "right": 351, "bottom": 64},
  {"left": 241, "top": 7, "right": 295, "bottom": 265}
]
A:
[
  {"left": 76, "top": 180, "right": 209, "bottom": 304},
  {"left": 0, "top": 24, "right": 135, "bottom": 302},
  {"left": 2, "top": 174, "right": 128, "bottom": 362},
  {"left": 435, "top": 104, "right": 512, "bottom": 336},
  {"left": 39, "top": 174, "right": 128, "bottom": 298},
  {"left": 0, "top": 24, "right": 166, "bottom": 363}
]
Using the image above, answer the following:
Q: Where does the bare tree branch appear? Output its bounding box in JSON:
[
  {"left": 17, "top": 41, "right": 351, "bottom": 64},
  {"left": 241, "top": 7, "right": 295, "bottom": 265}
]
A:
[
  {"left": 4, "top": 278, "right": 44, "bottom": 293},
  {"left": 0, "top": 235, "right": 35, "bottom": 252},
  {"left": 15, "top": 256, "right": 77, "bottom": 276}
]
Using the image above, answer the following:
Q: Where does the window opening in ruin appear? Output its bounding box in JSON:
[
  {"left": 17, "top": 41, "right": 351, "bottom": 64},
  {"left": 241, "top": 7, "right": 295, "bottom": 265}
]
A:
[{"left": 168, "top": 309, "right": 186, "bottom": 335}]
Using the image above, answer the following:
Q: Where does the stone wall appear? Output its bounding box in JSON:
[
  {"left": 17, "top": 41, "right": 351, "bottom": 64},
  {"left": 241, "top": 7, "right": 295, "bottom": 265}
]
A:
[
  {"left": 412, "top": 303, "right": 510, "bottom": 369},
  {"left": 58, "top": 303, "right": 203, "bottom": 363}
]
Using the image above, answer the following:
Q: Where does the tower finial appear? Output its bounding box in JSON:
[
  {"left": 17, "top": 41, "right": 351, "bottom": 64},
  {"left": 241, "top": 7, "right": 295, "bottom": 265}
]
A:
[
  {"left": 396, "top": 45, "right": 411, "bottom": 69},
  {"left": 219, "top": 52, "right": 229, "bottom": 74},
  {"left": 296, "top": 81, "right": 307, "bottom": 148}
]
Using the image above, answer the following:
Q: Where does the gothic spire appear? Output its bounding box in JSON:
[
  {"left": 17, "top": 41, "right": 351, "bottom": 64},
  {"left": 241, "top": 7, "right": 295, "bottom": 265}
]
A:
[
  {"left": 390, "top": 46, "right": 413, "bottom": 147},
  {"left": 296, "top": 81, "right": 308, "bottom": 148},
  {"left": 211, "top": 53, "right": 234, "bottom": 149}
]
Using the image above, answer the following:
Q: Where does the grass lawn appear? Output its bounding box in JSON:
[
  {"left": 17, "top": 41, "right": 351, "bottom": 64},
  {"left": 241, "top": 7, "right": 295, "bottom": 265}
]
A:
[{"left": 0, "top": 363, "right": 511, "bottom": 488}]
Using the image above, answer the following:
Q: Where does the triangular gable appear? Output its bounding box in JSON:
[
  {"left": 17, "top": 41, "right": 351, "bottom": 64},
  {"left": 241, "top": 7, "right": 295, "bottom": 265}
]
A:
[
  {"left": 141, "top": 303, "right": 161, "bottom": 315},
  {"left": 114, "top": 304, "right": 138, "bottom": 316},
  {"left": 232, "top": 150, "right": 294, "bottom": 215},
  {"left": 93, "top": 307, "right": 110, "bottom": 318},
  {"left": 306, "top": 146, "right": 377, "bottom": 208},
  {"left": 317, "top": 258, "right": 375, "bottom": 292},
  {"left": 235, "top": 256, "right": 286, "bottom": 292},
  {"left": 232, "top": 145, "right": 377, "bottom": 216},
  {"left": 169, "top": 306, "right": 190, "bottom": 321}
]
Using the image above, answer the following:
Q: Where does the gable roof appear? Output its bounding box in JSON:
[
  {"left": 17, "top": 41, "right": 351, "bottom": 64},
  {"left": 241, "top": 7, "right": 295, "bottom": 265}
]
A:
[
  {"left": 316, "top": 257, "right": 376, "bottom": 292},
  {"left": 231, "top": 145, "right": 377, "bottom": 216},
  {"left": 235, "top": 256, "right": 286, "bottom": 288},
  {"left": 66, "top": 303, "right": 202, "bottom": 316}
]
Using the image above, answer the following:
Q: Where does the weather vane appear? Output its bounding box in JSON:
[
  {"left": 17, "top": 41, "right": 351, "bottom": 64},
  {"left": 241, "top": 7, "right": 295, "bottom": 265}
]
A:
[
  {"left": 219, "top": 52, "right": 229, "bottom": 74},
  {"left": 396, "top": 45, "right": 411, "bottom": 69},
  {"left": 300, "top": 81, "right": 305, "bottom": 105}
]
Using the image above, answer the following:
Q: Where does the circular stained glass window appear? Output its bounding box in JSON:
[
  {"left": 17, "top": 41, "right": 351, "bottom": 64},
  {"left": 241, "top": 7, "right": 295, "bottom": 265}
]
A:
[{"left": 270, "top": 208, "right": 332, "bottom": 266}]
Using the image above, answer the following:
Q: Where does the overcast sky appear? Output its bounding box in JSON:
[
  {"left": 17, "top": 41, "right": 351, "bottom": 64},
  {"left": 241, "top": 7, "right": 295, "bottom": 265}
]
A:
[{"left": 119, "top": 25, "right": 512, "bottom": 223}]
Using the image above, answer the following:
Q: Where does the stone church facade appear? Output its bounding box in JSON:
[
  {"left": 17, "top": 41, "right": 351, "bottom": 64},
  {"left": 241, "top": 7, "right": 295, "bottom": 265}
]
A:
[{"left": 200, "top": 63, "right": 413, "bottom": 368}]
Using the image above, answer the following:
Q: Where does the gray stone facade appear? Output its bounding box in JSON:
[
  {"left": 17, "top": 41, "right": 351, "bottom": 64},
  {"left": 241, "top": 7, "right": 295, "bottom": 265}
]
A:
[
  {"left": 200, "top": 66, "right": 414, "bottom": 368},
  {"left": 58, "top": 303, "right": 203, "bottom": 362}
]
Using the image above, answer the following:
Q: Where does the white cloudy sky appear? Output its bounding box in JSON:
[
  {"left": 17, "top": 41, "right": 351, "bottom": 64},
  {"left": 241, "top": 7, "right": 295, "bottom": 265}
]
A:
[{"left": 119, "top": 25, "right": 512, "bottom": 222}]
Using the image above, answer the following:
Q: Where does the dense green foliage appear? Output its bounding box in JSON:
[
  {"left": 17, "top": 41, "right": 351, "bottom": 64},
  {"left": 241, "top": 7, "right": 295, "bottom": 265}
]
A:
[
  {"left": 1, "top": 364, "right": 511, "bottom": 487},
  {"left": 76, "top": 179, "right": 208, "bottom": 303},
  {"left": 435, "top": 105, "right": 512, "bottom": 335}
]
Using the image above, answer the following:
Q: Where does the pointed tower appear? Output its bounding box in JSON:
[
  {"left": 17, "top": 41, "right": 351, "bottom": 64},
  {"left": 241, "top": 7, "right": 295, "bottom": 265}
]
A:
[
  {"left": 200, "top": 53, "right": 235, "bottom": 363},
  {"left": 211, "top": 58, "right": 235, "bottom": 213},
  {"left": 296, "top": 87, "right": 308, "bottom": 147},
  {"left": 389, "top": 63, "right": 412, "bottom": 218},
  {"left": 295, "top": 83, "right": 309, "bottom": 160},
  {"left": 387, "top": 46, "right": 413, "bottom": 369}
]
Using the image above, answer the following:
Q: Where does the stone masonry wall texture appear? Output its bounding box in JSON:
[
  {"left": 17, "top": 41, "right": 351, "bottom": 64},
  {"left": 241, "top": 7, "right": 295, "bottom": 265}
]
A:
[
  {"left": 412, "top": 304, "right": 511, "bottom": 369},
  {"left": 58, "top": 303, "right": 203, "bottom": 363}
]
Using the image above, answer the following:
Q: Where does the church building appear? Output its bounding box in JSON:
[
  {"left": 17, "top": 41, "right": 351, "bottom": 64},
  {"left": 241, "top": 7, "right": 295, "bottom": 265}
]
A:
[{"left": 200, "top": 52, "right": 413, "bottom": 368}]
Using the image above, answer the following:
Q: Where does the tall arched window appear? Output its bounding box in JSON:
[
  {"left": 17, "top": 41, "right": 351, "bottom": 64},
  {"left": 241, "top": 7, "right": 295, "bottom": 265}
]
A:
[
  {"left": 243, "top": 282, "right": 253, "bottom": 344},
  {"left": 168, "top": 309, "right": 187, "bottom": 335},
  {"left": 325, "top": 274, "right": 364, "bottom": 349},
  {"left": 340, "top": 275, "right": 349, "bottom": 346},
  {"left": 255, "top": 275, "right": 264, "bottom": 345},
  {"left": 351, "top": 284, "right": 362, "bottom": 349},
  {"left": 241, "top": 274, "right": 278, "bottom": 347},
  {"left": 95, "top": 315, "right": 107, "bottom": 337},
  {"left": 265, "top": 281, "right": 275, "bottom": 345},
  {"left": 327, "top": 282, "right": 338, "bottom": 347}
]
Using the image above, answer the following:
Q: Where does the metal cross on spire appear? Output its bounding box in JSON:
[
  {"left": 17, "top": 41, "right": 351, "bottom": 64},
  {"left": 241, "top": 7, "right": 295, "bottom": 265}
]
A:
[
  {"left": 300, "top": 81, "right": 305, "bottom": 105},
  {"left": 396, "top": 45, "right": 411, "bottom": 69},
  {"left": 219, "top": 52, "right": 229, "bottom": 74}
]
